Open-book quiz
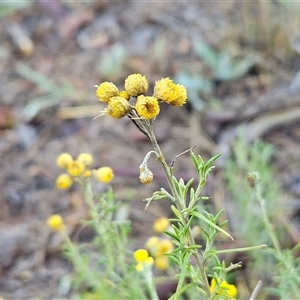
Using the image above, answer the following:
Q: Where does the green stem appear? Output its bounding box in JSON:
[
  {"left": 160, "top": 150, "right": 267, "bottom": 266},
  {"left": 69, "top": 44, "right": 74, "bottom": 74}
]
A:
[{"left": 147, "top": 123, "right": 211, "bottom": 297}]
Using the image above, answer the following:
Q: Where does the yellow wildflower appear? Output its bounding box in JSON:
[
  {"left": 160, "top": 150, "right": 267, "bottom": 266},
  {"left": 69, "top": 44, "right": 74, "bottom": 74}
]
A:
[
  {"left": 56, "top": 173, "right": 73, "bottom": 189},
  {"left": 155, "top": 255, "right": 169, "bottom": 271},
  {"left": 83, "top": 170, "right": 92, "bottom": 178},
  {"left": 172, "top": 84, "right": 187, "bottom": 106},
  {"left": 134, "top": 249, "right": 151, "bottom": 262},
  {"left": 77, "top": 153, "right": 93, "bottom": 166},
  {"left": 157, "top": 239, "right": 174, "bottom": 256},
  {"left": 145, "top": 236, "right": 160, "bottom": 255},
  {"left": 154, "top": 77, "right": 187, "bottom": 106},
  {"left": 104, "top": 96, "right": 130, "bottom": 119},
  {"left": 210, "top": 278, "right": 238, "bottom": 299},
  {"left": 119, "top": 90, "right": 130, "bottom": 100},
  {"left": 124, "top": 73, "right": 148, "bottom": 97},
  {"left": 67, "top": 160, "right": 85, "bottom": 177},
  {"left": 56, "top": 153, "right": 73, "bottom": 169},
  {"left": 94, "top": 166, "right": 114, "bottom": 183},
  {"left": 135, "top": 95, "right": 160, "bottom": 119},
  {"left": 47, "top": 214, "right": 66, "bottom": 231},
  {"left": 95, "top": 82, "right": 119, "bottom": 103},
  {"left": 134, "top": 249, "right": 154, "bottom": 271},
  {"left": 153, "top": 217, "right": 170, "bottom": 233}
]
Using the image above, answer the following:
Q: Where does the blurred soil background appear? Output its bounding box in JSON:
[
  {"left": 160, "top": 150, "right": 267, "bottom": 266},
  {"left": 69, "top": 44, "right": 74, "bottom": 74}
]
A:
[{"left": 1, "top": 1, "right": 300, "bottom": 299}]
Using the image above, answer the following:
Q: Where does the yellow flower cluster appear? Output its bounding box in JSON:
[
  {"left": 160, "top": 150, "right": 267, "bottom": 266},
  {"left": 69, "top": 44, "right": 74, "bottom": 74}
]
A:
[
  {"left": 133, "top": 249, "right": 154, "bottom": 271},
  {"left": 145, "top": 236, "right": 174, "bottom": 271},
  {"left": 55, "top": 152, "right": 114, "bottom": 189},
  {"left": 95, "top": 73, "right": 187, "bottom": 120},
  {"left": 210, "top": 278, "right": 238, "bottom": 299}
]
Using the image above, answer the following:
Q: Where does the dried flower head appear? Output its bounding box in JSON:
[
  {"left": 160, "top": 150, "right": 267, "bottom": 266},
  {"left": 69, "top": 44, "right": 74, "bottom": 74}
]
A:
[
  {"left": 96, "top": 82, "right": 119, "bottom": 103},
  {"left": 139, "top": 167, "right": 153, "bottom": 184},
  {"left": 77, "top": 153, "right": 93, "bottom": 166},
  {"left": 135, "top": 95, "right": 160, "bottom": 119},
  {"left": 105, "top": 96, "right": 131, "bottom": 119},
  {"left": 153, "top": 217, "right": 170, "bottom": 233},
  {"left": 56, "top": 153, "right": 73, "bottom": 169},
  {"left": 124, "top": 74, "right": 148, "bottom": 97},
  {"left": 56, "top": 173, "right": 73, "bottom": 189},
  {"left": 154, "top": 77, "right": 187, "bottom": 106},
  {"left": 94, "top": 166, "right": 114, "bottom": 183},
  {"left": 47, "top": 214, "right": 66, "bottom": 231},
  {"left": 210, "top": 278, "right": 238, "bottom": 298},
  {"left": 67, "top": 160, "right": 85, "bottom": 177}
]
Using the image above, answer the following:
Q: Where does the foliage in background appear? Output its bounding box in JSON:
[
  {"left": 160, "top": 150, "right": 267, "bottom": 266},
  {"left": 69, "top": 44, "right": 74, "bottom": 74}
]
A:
[
  {"left": 174, "top": 37, "right": 256, "bottom": 111},
  {"left": 225, "top": 133, "right": 300, "bottom": 298}
]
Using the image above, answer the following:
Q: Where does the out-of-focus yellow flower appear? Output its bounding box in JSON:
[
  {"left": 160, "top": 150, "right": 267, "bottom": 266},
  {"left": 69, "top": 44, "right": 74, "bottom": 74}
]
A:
[
  {"left": 134, "top": 249, "right": 151, "bottom": 262},
  {"left": 94, "top": 166, "right": 114, "bottom": 183},
  {"left": 157, "top": 239, "right": 174, "bottom": 256},
  {"left": 155, "top": 255, "right": 169, "bottom": 271},
  {"left": 67, "top": 160, "right": 85, "bottom": 177},
  {"left": 135, "top": 95, "right": 160, "bottom": 119},
  {"left": 47, "top": 214, "right": 66, "bottom": 231},
  {"left": 56, "top": 174, "right": 73, "bottom": 189},
  {"left": 83, "top": 170, "right": 92, "bottom": 178},
  {"left": 154, "top": 77, "right": 187, "bottom": 106},
  {"left": 124, "top": 73, "right": 148, "bottom": 97},
  {"left": 210, "top": 278, "right": 237, "bottom": 299},
  {"left": 145, "top": 236, "right": 160, "bottom": 254},
  {"left": 119, "top": 90, "right": 130, "bottom": 100},
  {"left": 104, "top": 96, "right": 130, "bottom": 119},
  {"left": 134, "top": 249, "right": 154, "bottom": 271},
  {"left": 56, "top": 153, "right": 73, "bottom": 169},
  {"left": 96, "top": 82, "right": 119, "bottom": 103},
  {"left": 153, "top": 217, "right": 170, "bottom": 233},
  {"left": 77, "top": 153, "right": 93, "bottom": 166}
]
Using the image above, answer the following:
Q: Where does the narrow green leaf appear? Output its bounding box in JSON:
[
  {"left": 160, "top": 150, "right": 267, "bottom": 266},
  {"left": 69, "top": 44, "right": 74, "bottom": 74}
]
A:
[{"left": 191, "top": 211, "right": 234, "bottom": 240}]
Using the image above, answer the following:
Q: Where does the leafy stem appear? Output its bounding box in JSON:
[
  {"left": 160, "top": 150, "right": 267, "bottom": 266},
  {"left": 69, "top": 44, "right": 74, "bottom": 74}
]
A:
[{"left": 147, "top": 121, "right": 211, "bottom": 297}]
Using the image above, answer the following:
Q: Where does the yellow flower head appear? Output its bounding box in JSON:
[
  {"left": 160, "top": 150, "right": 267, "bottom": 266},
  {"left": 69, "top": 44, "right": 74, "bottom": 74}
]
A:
[
  {"left": 83, "top": 170, "right": 92, "bottom": 178},
  {"left": 77, "top": 153, "right": 93, "bottom": 166},
  {"left": 96, "top": 82, "right": 119, "bottom": 103},
  {"left": 135, "top": 95, "right": 160, "bottom": 119},
  {"left": 154, "top": 77, "right": 187, "bottom": 106},
  {"left": 56, "top": 173, "right": 73, "bottom": 189},
  {"left": 153, "top": 217, "right": 170, "bottom": 233},
  {"left": 47, "top": 214, "right": 66, "bottom": 231},
  {"left": 210, "top": 278, "right": 238, "bottom": 299},
  {"left": 124, "top": 73, "right": 148, "bottom": 97},
  {"left": 145, "top": 236, "right": 160, "bottom": 255},
  {"left": 94, "top": 166, "right": 114, "bottom": 183},
  {"left": 56, "top": 153, "right": 73, "bottom": 169},
  {"left": 119, "top": 90, "right": 130, "bottom": 100},
  {"left": 134, "top": 249, "right": 150, "bottom": 262},
  {"left": 172, "top": 84, "right": 187, "bottom": 106},
  {"left": 105, "top": 96, "right": 131, "bottom": 119},
  {"left": 67, "top": 160, "right": 85, "bottom": 177},
  {"left": 135, "top": 257, "right": 154, "bottom": 271},
  {"left": 157, "top": 239, "right": 174, "bottom": 256},
  {"left": 155, "top": 255, "right": 169, "bottom": 271}
]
